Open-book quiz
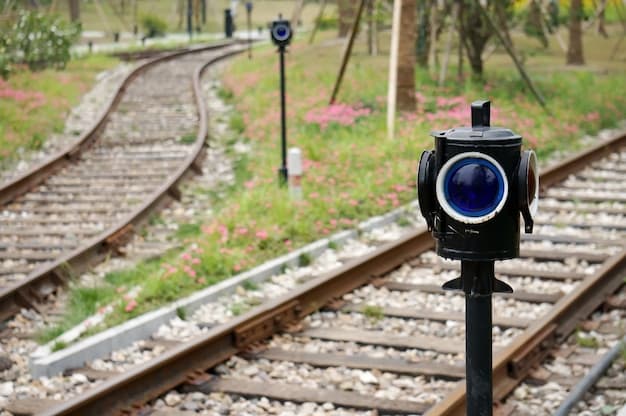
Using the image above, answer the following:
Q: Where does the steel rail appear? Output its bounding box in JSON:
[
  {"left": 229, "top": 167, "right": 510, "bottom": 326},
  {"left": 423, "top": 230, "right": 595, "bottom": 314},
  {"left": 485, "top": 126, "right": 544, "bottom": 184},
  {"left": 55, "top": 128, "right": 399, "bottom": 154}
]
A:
[
  {"left": 0, "top": 41, "right": 244, "bottom": 321},
  {"left": 43, "top": 229, "right": 435, "bottom": 416},
  {"left": 42, "top": 131, "right": 626, "bottom": 415},
  {"left": 539, "top": 133, "right": 626, "bottom": 190}
]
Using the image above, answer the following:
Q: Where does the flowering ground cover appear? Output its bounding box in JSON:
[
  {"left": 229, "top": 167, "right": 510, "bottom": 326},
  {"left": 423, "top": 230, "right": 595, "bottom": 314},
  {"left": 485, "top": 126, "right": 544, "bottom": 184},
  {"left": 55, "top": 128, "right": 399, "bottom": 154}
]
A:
[
  {"left": 39, "top": 29, "right": 626, "bottom": 343},
  {"left": 0, "top": 54, "right": 118, "bottom": 172}
]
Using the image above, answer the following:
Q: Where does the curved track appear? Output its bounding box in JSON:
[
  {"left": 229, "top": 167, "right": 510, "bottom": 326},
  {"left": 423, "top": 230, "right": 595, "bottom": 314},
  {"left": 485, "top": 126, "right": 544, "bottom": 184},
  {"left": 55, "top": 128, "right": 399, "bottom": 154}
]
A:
[
  {"left": 0, "top": 41, "right": 245, "bottom": 321},
  {"left": 37, "top": 132, "right": 626, "bottom": 415}
]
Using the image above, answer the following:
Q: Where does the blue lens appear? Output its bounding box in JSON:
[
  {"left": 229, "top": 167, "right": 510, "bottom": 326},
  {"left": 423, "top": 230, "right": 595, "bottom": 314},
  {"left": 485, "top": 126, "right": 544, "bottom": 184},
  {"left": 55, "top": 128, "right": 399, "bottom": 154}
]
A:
[
  {"left": 277, "top": 27, "right": 287, "bottom": 37},
  {"left": 444, "top": 158, "right": 505, "bottom": 217}
]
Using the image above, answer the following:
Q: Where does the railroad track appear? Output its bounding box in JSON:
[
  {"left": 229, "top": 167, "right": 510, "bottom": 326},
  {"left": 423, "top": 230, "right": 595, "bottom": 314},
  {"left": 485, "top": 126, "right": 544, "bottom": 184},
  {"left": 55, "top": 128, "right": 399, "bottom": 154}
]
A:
[
  {"left": 0, "top": 41, "right": 245, "bottom": 322},
  {"left": 20, "top": 131, "right": 622, "bottom": 415}
]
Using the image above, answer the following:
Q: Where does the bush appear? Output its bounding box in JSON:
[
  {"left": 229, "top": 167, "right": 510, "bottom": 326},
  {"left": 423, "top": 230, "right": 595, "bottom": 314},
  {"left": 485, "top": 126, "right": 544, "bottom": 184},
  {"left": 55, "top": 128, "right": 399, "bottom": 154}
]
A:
[
  {"left": 141, "top": 14, "right": 167, "bottom": 38},
  {"left": 0, "top": 10, "right": 80, "bottom": 78},
  {"left": 316, "top": 15, "right": 338, "bottom": 30}
]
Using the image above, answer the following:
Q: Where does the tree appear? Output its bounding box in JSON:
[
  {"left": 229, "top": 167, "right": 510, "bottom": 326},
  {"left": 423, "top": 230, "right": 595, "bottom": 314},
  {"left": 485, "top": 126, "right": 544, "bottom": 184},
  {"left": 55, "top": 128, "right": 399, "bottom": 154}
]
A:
[
  {"left": 597, "top": 0, "right": 608, "bottom": 38},
  {"left": 566, "top": 0, "right": 585, "bottom": 65},
  {"left": 458, "top": 0, "right": 514, "bottom": 79},
  {"left": 524, "top": 0, "right": 548, "bottom": 47},
  {"left": 68, "top": 0, "right": 79, "bottom": 22},
  {"left": 397, "top": 0, "right": 416, "bottom": 111},
  {"left": 338, "top": 0, "right": 356, "bottom": 37},
  {"left": 416, "top": 0, "right": 432, "bottom": 68}
]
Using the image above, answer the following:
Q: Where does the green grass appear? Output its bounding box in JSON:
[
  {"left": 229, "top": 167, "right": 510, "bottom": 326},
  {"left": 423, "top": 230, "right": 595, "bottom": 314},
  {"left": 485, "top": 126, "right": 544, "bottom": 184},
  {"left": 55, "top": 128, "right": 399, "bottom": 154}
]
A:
[
  {"left": 230, "top": 302, "right": 250, "bottom": 316},
  {"left": 52, "top": 341, "right": 68, "bottom": 352},
  {"left": 0, "top": 53, "right": 119, "bottom": 172},
  {"left": 179, "top": 133, "right": 197, "bottom": 144},
  {"left": 49, "top": 0, "right": 336, "bottom": 39},
  {"left": 242, "top": 280, "right": 259, "bottom": 291},
  {"left": 37, "top": 285, "right": 117, "bottom": 344},
  {"left": 576, "top": 332, "right": 600, "bottom": 349},
  {"left": 298, "top": 253, "right": 312, "bottom": 267},
  {"left": 176, "top": 307, "right": 187, "bottom": 320},
  {"left": 176, "top": 222, "right": 202, "bottom": 239},
  {"left": 362, "top": 305, "right": 384, "bottom": 322}
]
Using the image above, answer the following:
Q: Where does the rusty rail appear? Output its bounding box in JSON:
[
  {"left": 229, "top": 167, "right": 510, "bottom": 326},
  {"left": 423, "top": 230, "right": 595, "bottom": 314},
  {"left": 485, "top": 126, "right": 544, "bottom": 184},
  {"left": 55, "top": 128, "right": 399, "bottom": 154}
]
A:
[
  {"left": 42, "top": 130, "right": 626, "bottom": 415},
  {"left": 0, "top": 41, "right": 244, "bottom": 321}
]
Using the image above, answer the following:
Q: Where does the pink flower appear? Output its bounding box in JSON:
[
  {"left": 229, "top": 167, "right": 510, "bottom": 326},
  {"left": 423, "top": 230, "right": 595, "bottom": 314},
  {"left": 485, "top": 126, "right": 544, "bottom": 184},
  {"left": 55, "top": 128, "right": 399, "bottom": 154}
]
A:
[
  {"left": 236, "top": 227, "right": 248, "bottom": 235},
  {"left": 125, "top": 300, "right": 138, "bottom": 313},
  {"left": 191, "top": 258, "right": 200, "bottom": 265},
  {"left": 305, "top": 103, "right": 372, "bottom": 129},
  {"left": 255, "top": 230, "right": 268, "bottom": 240},
  {"left": 181, "top": 252, "right": 192, "bottom": 261}
]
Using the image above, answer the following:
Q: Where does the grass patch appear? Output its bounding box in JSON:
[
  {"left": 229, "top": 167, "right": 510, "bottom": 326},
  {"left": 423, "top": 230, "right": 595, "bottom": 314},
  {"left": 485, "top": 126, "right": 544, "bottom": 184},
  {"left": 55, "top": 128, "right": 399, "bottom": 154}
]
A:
[
  {"left": 396, "top": 216, "right": 411, "bottom": 227},
  {"left": 52, "top": 341, "right": 68, "bottom": 352},
  {"left": 176, "top": 223, "right": 201, "bottom": 240},
  {"left": 229, "top": 112, "right": 245, "bottom": 134},
  {"left": 242, "top": 280, "right": 259, "bottom": 291},
  {"left": 362, "top": 305, "right": 384, "bottom": 322},
  {"left": 0, "top": 53, "right": 119, "bottom": 172},
  {"left": 576, "top": 332, "right": 600, "bottom": 349},
  {"left": 176, "top": 307, "right": 187, "bottom": 320},
  {"left": 298, "top": 253, "right": 312, "bottom": 267},
  {"left": 37, "top": 285, "right": 117, "bottom": 344},
  {"left": 179, "top": 133, "right": 197, "bottom": 144},
  {"left": 230, "top": 302, "right": 249, "bottom": 316}
]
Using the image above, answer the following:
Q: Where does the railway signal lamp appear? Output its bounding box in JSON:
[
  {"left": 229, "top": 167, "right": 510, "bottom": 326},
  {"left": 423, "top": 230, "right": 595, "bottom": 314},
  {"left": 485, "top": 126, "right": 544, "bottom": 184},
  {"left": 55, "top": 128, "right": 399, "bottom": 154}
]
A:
[
  {"left": 417, "top": 100, "right": 538, "bottom": 416},
  {"left": 224, "top": 9, "right": 234, "bottom": 38},
  {"left": 270, "top": 18, "right": 293, "bottom": 49},
  {"left": 246, "top": 2, "right": 253, "bottom": 59},
  {"left": 271, "top": 15, "right": 292, "bottom": 185}
]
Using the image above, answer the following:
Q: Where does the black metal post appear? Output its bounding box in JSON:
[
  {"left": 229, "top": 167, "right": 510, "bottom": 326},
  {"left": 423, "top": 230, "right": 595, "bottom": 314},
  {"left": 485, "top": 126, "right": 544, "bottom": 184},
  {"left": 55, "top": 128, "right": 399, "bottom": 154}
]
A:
[
  {"left": 247, "top": 9, "right": 253, "bottom": 58},
  {"left": 464, "top": 261, "right": 494, "bottom": 416},
  {"left": 466, "top": 296, "right": 493, "bottom": 415},
  {"left": 278, "top": 46, "right": 288, "bottom": 185},
  {"left": 444, "top": 260, "right": 509, "bottom": 416},
  {"left": 187, "top": 0, "right": 193, "bottom": 40}
]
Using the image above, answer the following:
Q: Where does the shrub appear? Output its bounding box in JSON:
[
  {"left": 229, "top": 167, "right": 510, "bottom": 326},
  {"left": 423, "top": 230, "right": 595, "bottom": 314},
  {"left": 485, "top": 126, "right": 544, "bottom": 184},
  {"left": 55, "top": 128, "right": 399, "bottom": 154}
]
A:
[
  {"left": 141, "top": 14, "right": 167, "bottom": 38},
  {"left": 316, "top": 15, "right": 338, "bottom": 30},
  {"left": 0, "top": 10, "right": 80, "bottom": 77}
]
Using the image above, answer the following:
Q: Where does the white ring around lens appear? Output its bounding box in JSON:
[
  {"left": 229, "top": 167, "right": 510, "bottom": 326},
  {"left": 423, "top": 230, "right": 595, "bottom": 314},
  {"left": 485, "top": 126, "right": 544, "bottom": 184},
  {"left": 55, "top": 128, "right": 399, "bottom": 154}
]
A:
[
  {"left": 436, "top": 152, "right": 509, "bottom": 224},
  {"left": 528, "top": 150, "right": 539, "bottom": 217},
  {"left": 272, "top": 25, "right": 291, "bottom": 42}
]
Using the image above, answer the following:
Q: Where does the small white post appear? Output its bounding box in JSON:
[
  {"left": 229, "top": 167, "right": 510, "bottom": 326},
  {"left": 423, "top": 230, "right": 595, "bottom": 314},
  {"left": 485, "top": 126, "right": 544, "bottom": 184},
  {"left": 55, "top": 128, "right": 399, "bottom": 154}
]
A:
[
  {"left": 288, "top": 147, "right": 303, "bottom": 199},
  {"left": 387, "top": 0, "right": 401, "bottom": 140}
]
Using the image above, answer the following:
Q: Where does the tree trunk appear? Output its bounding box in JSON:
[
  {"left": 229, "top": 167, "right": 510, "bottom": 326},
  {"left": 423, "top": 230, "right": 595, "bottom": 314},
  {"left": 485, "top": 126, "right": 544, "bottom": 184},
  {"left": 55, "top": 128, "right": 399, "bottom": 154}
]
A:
[
  {"left": 416, "top": 0, "right": 432, "bottom": 68},
  {"left": 524, "top": 0, "right": 548, "bottom": 47},
  {"left": 458, "top": 0, "right": 496, "bottom": 80},
  {"left": 367, "top": 0, "right": 374, "bottom": 55},
  {"left": 338, "top": 0, "right": 356, "bottom": 37},
  {"left": 68, "top": 0, "right": 79, "bottom": 22},
  {"left": 397, "top": 0, "right": 417, "bottom": 112},
  {"left": 597, "top": 0, "right": 608, "bottom": 38},
  {"left": 428, "top": 1, "right": 438, "bottom": 69},
  {"left": 566, "top": 0, "right": 585, "bottom": 65}
]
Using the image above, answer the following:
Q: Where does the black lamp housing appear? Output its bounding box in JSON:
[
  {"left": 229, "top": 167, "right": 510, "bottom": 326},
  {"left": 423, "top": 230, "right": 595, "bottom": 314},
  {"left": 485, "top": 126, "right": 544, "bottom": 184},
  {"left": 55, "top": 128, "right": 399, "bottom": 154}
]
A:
[
  {"left": 270, "top": 19, "right": 292, "bottom": 47},
  {"left": 417, "top": 100, "right": 538, "bottom": 262}
]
